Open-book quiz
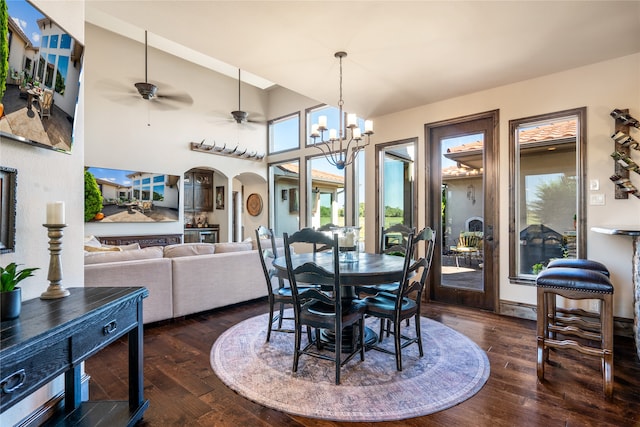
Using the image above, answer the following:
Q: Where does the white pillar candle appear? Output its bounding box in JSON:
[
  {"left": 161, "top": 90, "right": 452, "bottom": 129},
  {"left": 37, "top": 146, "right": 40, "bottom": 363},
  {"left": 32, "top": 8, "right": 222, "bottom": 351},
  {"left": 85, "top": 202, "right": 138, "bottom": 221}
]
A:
[
  {"left": 352, "top": 128, "right": 362, "bottom": 139},
  {"left": 46, "top": 201, "right": 65, "bottom": 224},
  {"left": 318, "top": 115, "right": 328, "bottom": 129},
  {"left": 311, "top": 123, "right": 320, "bottom": 137},
  {"left": 329, "top": 129, "right": 337, "bottom": 140},
  {"left": 347, "top": 113, "right": 357, "bottom": 127},
  {"left": 365, "top": 120, "right": 374, "bottom": 133}
]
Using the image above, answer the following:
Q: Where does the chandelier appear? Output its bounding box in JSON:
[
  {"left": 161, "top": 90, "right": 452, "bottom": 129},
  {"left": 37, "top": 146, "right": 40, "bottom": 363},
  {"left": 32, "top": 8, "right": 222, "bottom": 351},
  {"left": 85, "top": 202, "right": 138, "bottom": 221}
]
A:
[{"left": 310, "top": 52, "right": 373, "bottom": 169}]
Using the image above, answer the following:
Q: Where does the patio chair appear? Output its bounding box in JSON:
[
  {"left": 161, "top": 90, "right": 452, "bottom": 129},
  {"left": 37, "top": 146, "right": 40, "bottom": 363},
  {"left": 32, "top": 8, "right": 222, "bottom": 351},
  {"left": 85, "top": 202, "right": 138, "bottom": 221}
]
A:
[
  {"left": 37, "top": 89, "right": 54, "bottom": 119},
  {"left": 451, "top": 232, "right": 481, "bottom": 268}
]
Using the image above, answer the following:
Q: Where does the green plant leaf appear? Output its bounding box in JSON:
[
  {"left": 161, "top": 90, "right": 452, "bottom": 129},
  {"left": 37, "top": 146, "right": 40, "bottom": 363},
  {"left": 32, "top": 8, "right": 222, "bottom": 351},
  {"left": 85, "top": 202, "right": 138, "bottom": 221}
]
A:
[{"left": 1, "top": 263, "right": 39, "bottom": 292}]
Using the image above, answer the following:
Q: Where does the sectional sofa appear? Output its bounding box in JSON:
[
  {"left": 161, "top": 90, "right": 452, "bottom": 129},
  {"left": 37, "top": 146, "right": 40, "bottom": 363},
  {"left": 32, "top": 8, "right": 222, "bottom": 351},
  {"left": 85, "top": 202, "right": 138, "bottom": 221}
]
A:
[{"left": 84, "top": 238, "right": 279, "bottom": 324}]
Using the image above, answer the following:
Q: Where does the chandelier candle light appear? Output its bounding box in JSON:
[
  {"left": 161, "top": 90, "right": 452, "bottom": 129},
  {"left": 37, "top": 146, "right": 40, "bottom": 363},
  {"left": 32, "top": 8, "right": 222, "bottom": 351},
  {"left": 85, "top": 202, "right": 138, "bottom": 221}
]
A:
[
  {"left": 310, "top": 52, "right": 373, "bottom": 170},
  {"left": 41, "top": 201, "right": 70, "bottom": 299}
]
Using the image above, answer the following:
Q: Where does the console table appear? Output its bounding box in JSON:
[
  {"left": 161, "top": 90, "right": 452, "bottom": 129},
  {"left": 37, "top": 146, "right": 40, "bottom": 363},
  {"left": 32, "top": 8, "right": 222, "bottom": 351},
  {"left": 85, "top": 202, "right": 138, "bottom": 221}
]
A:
[{"left": 0, "top": 287, "right": 149, "bottom": 426}]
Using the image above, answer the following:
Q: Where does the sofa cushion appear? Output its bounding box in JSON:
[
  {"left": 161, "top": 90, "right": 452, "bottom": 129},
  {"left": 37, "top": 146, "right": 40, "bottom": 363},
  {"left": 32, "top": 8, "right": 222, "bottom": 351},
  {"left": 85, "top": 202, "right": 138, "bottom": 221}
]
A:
[
  {"left": 214, "top": 242, "right": 253, "bottom": 253},
  {"left": 103, "top": 242, "right": 141, "bottom": 251},
  {"left": 84, "top": 235, "right": 103, "bottom": 248},
  {"left": 164, "top": 243, "right": 216, "bottom": 258},
  {"left": 84, "top": 246, "right": 164, "bottom": 265}
]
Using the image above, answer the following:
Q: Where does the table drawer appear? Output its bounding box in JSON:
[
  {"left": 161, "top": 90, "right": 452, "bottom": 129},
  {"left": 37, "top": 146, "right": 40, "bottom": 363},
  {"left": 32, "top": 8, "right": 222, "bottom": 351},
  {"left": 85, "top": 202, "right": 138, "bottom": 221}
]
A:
[
  {"left": 72, "top": 301, "right": 138, "bottom": 363},
  {"left": 0, "top": 340, "right": 69, "bottom": 410}
]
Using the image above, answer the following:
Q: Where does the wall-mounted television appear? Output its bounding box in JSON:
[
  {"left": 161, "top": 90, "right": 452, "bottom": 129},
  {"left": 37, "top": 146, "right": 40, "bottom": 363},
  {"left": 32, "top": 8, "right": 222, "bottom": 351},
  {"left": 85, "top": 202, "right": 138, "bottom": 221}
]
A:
[
  {"left": 86, "top": 167, "right": 180, "bottom": 223},
  {"left": 0, "top": 0, "right": 83, "bottom": 154}
]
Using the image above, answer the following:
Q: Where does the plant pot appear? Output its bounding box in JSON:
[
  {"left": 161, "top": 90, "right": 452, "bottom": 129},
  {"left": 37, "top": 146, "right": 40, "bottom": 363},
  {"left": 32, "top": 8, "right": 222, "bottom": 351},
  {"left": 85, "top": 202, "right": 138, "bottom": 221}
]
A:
[{"left": 1, "top": 287, "right": 22, "bottom": 321}]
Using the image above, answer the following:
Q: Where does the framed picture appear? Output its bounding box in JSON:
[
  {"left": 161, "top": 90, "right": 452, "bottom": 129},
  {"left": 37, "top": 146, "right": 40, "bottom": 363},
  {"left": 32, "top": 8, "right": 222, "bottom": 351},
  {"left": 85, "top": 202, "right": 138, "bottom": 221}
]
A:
[
  {"left": 216, "top": 186, "right": 225, "bottom": 210},
  {"left": 0, "top": 166, "right": 18, "bottom": 254}
]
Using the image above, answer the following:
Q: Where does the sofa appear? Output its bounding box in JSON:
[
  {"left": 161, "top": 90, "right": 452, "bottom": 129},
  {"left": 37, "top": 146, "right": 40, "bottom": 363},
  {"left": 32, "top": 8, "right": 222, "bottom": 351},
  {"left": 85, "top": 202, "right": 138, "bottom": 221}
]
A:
[{"left": 84, "top": 238, "right": 281, "bottom": 324}]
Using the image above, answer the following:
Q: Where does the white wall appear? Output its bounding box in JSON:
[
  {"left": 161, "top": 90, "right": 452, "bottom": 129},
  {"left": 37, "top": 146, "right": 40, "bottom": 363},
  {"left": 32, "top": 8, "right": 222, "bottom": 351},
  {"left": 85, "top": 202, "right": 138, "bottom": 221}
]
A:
[
  {"left": 368, "top": 53, "right": 640, "bottom": 319},
  {"left": 0, "top": 3, "right": 85, "bottom": 425},
  {"left": 83, "top": 24, "right": 268, "bottom": 241}
]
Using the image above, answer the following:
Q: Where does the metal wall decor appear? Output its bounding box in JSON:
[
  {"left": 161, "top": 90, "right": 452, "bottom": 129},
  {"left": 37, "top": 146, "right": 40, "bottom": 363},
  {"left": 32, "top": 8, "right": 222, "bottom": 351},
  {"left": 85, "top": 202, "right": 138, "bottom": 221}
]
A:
[{"left": 190, "top": 141, "right": 265, "bottom": 160}]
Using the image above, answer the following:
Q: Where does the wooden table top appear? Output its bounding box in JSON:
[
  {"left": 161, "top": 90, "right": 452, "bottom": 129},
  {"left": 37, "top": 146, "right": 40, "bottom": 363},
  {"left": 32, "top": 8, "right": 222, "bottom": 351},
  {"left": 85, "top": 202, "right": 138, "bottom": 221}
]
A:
[{"left": 272, "top": 252, "right": 406, "bottom": 286}]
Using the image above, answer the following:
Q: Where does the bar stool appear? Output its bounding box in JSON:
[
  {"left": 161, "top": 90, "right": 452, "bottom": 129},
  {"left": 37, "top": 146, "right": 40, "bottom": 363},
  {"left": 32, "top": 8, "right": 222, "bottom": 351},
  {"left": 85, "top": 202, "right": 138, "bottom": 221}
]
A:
[{"left": 535, "top": 266, "right": 614, "bottom": 398}]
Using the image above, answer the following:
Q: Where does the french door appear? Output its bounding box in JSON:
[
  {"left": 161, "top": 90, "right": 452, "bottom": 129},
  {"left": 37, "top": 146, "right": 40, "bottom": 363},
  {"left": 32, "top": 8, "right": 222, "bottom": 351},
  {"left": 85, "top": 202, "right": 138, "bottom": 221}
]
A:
[{"left": 426, "top": 110, "right": 498, "bottom": 311}]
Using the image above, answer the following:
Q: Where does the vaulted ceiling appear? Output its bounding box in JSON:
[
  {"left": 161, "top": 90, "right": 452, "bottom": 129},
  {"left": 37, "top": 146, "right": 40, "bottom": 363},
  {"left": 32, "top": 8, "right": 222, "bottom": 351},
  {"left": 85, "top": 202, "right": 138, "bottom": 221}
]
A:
[{"left": 85, "top": 1, "right": 640, "bottom": 119}]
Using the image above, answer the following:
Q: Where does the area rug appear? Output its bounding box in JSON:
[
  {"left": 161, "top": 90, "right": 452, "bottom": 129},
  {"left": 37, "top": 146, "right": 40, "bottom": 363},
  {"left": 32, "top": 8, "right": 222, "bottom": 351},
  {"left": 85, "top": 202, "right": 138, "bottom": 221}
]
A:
[{"left": 210, "top": 311, "right": 490, "bottom": 421}]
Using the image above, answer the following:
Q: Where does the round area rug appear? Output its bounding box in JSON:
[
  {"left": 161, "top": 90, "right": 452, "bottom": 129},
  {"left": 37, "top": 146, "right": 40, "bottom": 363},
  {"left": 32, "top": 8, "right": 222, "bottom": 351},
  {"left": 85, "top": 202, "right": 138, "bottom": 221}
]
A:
[{"left": 210, "top": 311, "right": 490, "bottom": 422}]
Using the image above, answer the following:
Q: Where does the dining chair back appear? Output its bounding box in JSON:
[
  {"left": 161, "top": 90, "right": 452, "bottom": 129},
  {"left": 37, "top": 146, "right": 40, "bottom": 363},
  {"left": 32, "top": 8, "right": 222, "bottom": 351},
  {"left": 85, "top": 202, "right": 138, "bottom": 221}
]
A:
[
  {"left": 380, "top": 223, "right": 415, "bottom": 256},
  {"left": 256, "top": 226, "right": 295, "bottom": 341},
  {"left": 313, "top": 223, "right": 339, "bottom": 253},
  {"left": 364, "top": 226, "right": 436, "bottom": 371},
  {"left": 283, "top": 227, "right": 366, "bottom": 384}
]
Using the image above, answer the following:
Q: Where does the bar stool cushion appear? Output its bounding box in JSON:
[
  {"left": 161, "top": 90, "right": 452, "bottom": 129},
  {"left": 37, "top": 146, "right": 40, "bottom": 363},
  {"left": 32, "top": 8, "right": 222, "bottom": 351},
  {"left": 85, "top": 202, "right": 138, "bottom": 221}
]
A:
[
  {"left": 546, "top": 258, "right": 610, "bottom": 277},
  {"left": 536, "top": 267, "right": 613, "bottom": 294}
]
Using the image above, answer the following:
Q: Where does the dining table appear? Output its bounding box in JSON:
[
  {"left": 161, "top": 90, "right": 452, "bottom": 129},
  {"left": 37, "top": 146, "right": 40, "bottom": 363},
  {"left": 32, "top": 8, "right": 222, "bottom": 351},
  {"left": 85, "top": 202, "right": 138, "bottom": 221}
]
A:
[{"left": 272, "top": 251, "right": 407, "bottom": 351}]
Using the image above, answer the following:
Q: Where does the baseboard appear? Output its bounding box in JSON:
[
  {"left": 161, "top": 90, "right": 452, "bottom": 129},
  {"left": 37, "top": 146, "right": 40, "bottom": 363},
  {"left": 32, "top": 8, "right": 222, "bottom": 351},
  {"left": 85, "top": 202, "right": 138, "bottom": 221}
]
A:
[
  {"left": 499, "top": 300, "right": 634, "bottom": 338},
  {"left": 17, "top": 374, "right": 90, "bottom": 427}
]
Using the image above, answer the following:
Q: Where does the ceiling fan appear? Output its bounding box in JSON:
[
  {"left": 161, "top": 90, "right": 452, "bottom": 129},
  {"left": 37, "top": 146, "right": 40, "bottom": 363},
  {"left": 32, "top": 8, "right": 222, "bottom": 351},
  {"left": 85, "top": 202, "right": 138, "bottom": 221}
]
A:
[
  {"left": 130, "top": 30, "right": 192, "bottom": 108},
  {"left": 229, "top": 69, "right": 263, "bottom": 124}
]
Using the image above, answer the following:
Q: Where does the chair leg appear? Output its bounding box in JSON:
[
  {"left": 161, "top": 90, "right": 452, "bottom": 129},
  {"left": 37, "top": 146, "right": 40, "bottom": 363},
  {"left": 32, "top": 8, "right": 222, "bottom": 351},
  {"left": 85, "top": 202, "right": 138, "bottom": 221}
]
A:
[
  {"left": 293, "top": 324, "right": 302, "bottom": 373},
  {"left": 378, "top": 318, "right": 385, "bottom": 342},
  {"left": 394, "top": 319, "right": 403, "bottom": 371},
  {"left": 277, "top": 302, "right": 285, "bottom": 329},
  {"left": 415, "top": 313, "right": 424, "bottom": 357},
  {"left": 266, "top": 299, "right": 275, "bottom": 343},
  {"left": 359, "top": 317, "right": 366, "bottom": 361},
  {"left": 335, "top": 327, "right": 342, "bottom": 385}
]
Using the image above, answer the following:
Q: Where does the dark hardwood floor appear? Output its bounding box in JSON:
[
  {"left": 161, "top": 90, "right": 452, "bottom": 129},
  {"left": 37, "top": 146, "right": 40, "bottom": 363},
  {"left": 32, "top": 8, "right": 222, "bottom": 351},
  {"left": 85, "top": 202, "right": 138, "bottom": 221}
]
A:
[{"left": 85, "top": 299, "right": 640, "bottom": 426}]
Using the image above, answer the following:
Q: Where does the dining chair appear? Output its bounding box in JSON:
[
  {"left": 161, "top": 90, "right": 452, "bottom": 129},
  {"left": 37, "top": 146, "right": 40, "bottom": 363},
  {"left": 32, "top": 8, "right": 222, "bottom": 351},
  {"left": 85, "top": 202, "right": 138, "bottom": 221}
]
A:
[
  {"left": 255, "top": 226, "right": 297, "bottom": 342},
  {"left": 313, "top": 223, "right": 339, "bottom": 253},
  {"left": 380, "top": 223, "right": 415, "bottom": 256},
  {"left": 283, "top": 228, "right": 366, "bottom": 385},
  {"left": 355, "top": 223, "right": 416, "bottom": 298},
  {"left": 363, "top": 227, "right": 436, "bottom": 371}
]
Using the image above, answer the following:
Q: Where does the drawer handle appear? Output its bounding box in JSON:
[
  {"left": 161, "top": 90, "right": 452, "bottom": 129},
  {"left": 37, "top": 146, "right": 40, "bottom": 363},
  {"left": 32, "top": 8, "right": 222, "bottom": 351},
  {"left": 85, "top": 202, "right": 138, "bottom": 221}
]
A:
[
  {"left": 1, "top": 369, "right": 26, "bottom": 394},
  {"left": 103, "top": 320, "right": 117, "bottom": 335}
]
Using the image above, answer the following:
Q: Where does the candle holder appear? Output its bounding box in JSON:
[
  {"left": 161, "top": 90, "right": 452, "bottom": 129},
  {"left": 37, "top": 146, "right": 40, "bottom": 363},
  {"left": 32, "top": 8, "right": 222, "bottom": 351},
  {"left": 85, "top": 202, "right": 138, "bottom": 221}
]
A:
[{"left": 40, "top": 224, "right": 70, "bottom": 299}]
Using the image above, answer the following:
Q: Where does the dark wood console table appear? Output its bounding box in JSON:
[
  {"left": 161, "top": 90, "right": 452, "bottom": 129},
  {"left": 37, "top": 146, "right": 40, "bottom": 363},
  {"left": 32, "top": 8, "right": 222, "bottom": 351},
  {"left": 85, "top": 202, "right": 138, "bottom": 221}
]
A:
[
  {"left": 0, "top": 287, "right": 149, "bottom": 426},
  {"left": 97, "top": 234, "right": 182, "bottom": 248}
]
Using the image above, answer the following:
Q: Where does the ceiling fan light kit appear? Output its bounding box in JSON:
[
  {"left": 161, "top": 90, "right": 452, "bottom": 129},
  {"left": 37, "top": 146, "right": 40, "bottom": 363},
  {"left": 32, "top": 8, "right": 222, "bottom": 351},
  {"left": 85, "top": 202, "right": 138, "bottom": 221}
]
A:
[{"left": 134, "top": 82, "right": 157, "bottom": 100}]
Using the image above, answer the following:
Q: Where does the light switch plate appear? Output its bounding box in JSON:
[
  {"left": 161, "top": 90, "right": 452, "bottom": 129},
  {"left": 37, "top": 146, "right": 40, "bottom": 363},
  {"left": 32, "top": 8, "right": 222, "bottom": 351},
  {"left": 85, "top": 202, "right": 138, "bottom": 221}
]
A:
[
  {"left": 589, "top": 179, "right": 599, "bottom": 191},
  {"left": 590, "top": 193, "right": 605, "bottom": 205}
]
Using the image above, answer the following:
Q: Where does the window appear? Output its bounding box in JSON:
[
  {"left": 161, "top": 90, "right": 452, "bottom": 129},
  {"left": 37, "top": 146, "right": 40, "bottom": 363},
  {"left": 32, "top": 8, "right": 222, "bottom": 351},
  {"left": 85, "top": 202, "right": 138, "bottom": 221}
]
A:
[
  {"left": 60, "top": 34, "right": 72, "bottom": 49},
  {"left": 306, "top": 104, "right": 340, "bottom": 146},
  {"left": 268, "top": 113, "right": 300, "bottom": 154},
  {"left": 307, "top": 155, "right": 345, "bottom": 229},
  {"left": 509, "top": 108, "right": 586, "bottom": 282},
  {"left": 49, "top": 34, "right": 59, "bottom": 49},
  {"left": 377, "top": 139, "right": 416, "bottom": 243},
  {"left": 45, "top": 54, "right": 56, "bottom": 87},
  {"left": 56, "top": 56, "right": 68, "bottom": 95},
  {"left": 269, "top": 160, "right": 300, "bottom": 236},
  {"left": 41, "top": 35, "right": 49, "bottom": 49}
]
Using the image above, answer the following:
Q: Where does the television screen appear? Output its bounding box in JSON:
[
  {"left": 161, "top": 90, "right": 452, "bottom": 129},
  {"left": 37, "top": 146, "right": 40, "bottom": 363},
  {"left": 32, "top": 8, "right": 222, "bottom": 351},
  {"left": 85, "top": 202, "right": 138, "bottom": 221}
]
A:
[
  {"left": 86, "top": 167, "right": 180, "bottom": 223},
  {"left": 0, "top": 0, "right": 83, "bottom": 154}
]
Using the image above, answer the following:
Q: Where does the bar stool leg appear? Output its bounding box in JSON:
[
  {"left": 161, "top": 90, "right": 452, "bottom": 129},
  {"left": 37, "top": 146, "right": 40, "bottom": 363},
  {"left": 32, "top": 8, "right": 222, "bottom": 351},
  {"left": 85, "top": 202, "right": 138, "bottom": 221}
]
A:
[
  {"left": 536, "top": 287, "right": 547, "bottom": 380},
  {"left": 602, "top": 293, "right": 614, "bottom": 398}
]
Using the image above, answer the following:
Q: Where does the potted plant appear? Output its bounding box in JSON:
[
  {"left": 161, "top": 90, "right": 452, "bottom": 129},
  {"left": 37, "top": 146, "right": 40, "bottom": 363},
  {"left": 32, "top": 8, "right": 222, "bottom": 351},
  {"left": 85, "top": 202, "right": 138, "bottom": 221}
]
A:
[{"left": 1, "top": 263, "right": 39, "bottom": 320}]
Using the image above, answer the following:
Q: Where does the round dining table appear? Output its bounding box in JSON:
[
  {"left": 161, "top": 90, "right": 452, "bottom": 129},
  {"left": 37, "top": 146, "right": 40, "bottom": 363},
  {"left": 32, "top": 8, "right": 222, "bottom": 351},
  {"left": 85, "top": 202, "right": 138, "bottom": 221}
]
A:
[{"left": 272, "top": 252, "right": 407, "bottom": 351}]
